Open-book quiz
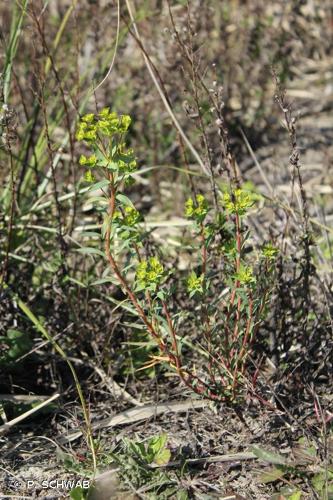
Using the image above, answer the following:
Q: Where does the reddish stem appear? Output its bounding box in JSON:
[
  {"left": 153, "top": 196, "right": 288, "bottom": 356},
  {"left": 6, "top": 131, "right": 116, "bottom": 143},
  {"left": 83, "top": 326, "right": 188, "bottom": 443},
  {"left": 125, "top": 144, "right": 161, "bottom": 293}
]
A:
[
  {"left": 200, "top": 222, "right": 207, "bottom": 275},
  {"left": 104, "top": 175, "right": 165, "bottom": 351}
]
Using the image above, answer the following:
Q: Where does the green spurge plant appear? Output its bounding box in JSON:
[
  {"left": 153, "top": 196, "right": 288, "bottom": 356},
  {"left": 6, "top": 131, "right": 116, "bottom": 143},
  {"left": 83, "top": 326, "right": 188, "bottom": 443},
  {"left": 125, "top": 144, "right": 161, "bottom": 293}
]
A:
[{"left": 77, "top": 110, "right": 276, "bottom": 402}]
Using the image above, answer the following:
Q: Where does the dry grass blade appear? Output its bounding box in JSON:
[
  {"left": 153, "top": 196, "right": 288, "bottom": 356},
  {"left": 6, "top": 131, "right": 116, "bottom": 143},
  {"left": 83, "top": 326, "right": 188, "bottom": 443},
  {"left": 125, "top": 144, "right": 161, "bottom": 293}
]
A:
[
  {"left": 69, "top": 356, "right": 144, "bottom": 407},
  {"left": 0, "top": 394, "right": 50, "bottom": 403},
  {"left": 239, "top": 127, "right": 273, "bottom": 196},
  {"left": 59, "top": 399, "right": 209, "bottom": 444},
  {"left": 0, "top": 393, "right": 60, "bottom": 436}
]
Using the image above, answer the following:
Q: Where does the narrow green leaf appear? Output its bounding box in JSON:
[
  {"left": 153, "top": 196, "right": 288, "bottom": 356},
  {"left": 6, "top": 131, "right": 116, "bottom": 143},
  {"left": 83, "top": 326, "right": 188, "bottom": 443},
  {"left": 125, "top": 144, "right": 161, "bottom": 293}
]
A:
[
  {"left": 154, "top": 448, "right": 171, "bottom": 465},
  {"left": 86, "top": 196, "right": 108, "bottom": 205},
  {"left": 80, "top": 231, "right": 101, "bottom": 238},
  {"left": 87, "top": 180, "right": 110, "bottom": 192},
  {"left": 288, "top": 492, "right": 303, "bottom": 500},
  {"left": 69, "top": 486, "right": 87, "bottom": 500},
  {"left": 91, "top": 277, "right": 118, "bottom": 286},
  {"left": 149, "top": 434, "right": 168, "bottom": 456},
  {"left": 252, "top": 446, "right": 287, "bottom": 465},
  {"left": 76, "top": 247, "right": 105, "bottom": 257},
  {"left": 64, "top": 277, "right": 87, "bottom": 288},
  {"left": 116, "top": 193, "right": 135, "bottom": 208},
  {"left": 257, "top": 466, "right": 286, "bottom": 484}
]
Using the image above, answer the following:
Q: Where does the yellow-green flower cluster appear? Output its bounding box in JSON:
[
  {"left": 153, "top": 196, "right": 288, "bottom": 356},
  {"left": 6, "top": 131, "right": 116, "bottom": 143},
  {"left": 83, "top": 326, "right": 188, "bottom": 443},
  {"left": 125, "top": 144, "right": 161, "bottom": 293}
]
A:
[
  {"left": 76, "top": 109, "right": 137, "bottom": 176},
  {"left": 116, "top": 145, "right": 137, "bottom": 173},
  {"left": 223, "top": 189, "right": 254, "bottom": 216},
  {"left": 76, "top": 109, "right": 132, "bottom": 142},
  {"left": 79, "top": 154, "right": 97, "bottom": 167},
  {"left": 84, "top": 170, "right": 95, "bottom": 183},
  {"left": 136, "top": 257, "right": 164, "bottom": 289},
  {"left": 187, "top": 271, "right": 204, "bottom": 296},
  {"left": 262, "top": 243, "right": 278, "bottom": 260},
  {"left": 185, "top": 194, "right": 209, "bottom": 222},
  {"left": 76, "top": 113, "right": 97, "bottom": 142},
  {"left": 114, "top": 206, "right": 141, "bottom": 227},
  {"left": 235, "top": 265, "right": 255, "bottom": 284},
  {"left": 98, "top": 108, "right": 131, "bottom": 136}
]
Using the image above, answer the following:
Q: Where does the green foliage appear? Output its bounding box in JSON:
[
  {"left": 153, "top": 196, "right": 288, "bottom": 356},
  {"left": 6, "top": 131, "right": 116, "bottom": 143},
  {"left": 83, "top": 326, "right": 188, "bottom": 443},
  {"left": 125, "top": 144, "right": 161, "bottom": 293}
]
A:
[
  {"left": 254, "top": 442, "right": 333, "bottom": 499},
  {"left": 222, "top": 188, "right": 255, "bottom": 215},
  {"left": 183, "top": 185, "right": 275, "bottom": 400},
  {"left": 2, "top": 0, "right": 29, "bottom": 104},
  {"left": 312, "top": 469, "right": 333, "bottom": 499},
  {"left": 76, "top": 109, "right": 137, "bottom": 181},
  {"left": 136, "top": 257, "right": 165, "bottom": 292},
  {"left": 69, "top": 487, "right": 89, "bottom": 500},
  {"left": 78, "top": 110, "right": 275, "bottom": 403},
  {"left": 113, "top": 206, "right": 142, "bottom": 241},
  {"left": 111, "top": 434, "right": 187, "bottom": 499},
  {"left": 125, "top": 433, "right": 171, "bottom": 466},
  {"left": 115, "top": 205, "right": 141, "bottom": 227},
  {"left": 262, "top": 243, "right": 279, "bottom": 260},
  {"left": 185, "top": 193, "right": 209, "bottom": 222},
  {"left": 234, "top": 264, "right": 256, "bottom": 285},
  {"left": 187, "top": 271, "right": 205, "bottom": 297},
  {"left": 0, "top": 329, "right": 32, "bottom": 366},
  {"left": 121, "top": 330, "right": 158, "bottom": 379},
  {"left": 84, "top": 169, "right": 96, "bottom": 183},
  {"left": 252, "top": 446, "right": 287, "bottom": 465}
]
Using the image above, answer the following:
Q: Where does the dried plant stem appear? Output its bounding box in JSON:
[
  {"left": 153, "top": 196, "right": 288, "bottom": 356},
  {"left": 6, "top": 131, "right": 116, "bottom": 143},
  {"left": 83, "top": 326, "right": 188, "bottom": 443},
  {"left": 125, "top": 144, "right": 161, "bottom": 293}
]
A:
[
  {"left": 274, "top": 75, "right": 312, "bottom": 331},
  {"left": 200, "top": 222, "right": 207, "bottom": 275},
  {"left": 39, "top": 85, "right": 67, "bottom": 266},
  {"left": 124, "top": 0, "right": 210, "bottom": 177},
  {"left": 31, "top": 6, "right": 78, "bottom": 234},
  {"left": 1, "top": 143, "right": 16, "bottom": 284},
  {"left": 93, "top": 0, "right": 120, "bottom": 94}
]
